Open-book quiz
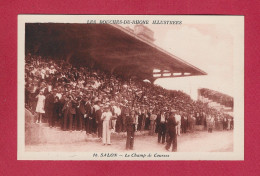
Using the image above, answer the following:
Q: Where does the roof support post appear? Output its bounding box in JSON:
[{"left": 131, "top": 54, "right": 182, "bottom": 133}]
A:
[{"left": 150, "top": 78, "right": 156, "bottom": 84}]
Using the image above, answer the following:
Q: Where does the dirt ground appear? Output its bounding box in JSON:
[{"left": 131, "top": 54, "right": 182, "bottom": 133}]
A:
[{"left": 25, "top": 130, "right": 233, "bottom": 152}]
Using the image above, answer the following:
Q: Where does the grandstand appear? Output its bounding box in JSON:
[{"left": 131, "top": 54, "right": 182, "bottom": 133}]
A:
[
  {"left": 26, "top": 23, "right": 228, "bottom": 147},
  {"left": 198, "top": 88, "right": 233, "bottom": 116},
  {"left": 25, "top": 23, "right": 207, "bottom": 83}
]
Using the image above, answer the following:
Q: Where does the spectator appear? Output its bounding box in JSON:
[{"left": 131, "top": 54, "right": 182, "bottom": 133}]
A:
[
  {"left": 35, "top": 90, "right": 46, "bottom": 123},
  {"left": 157, "top": 111, "right": 167, "bottom": 144},
  {"left": 101, "top": 106, "right": 114, "bottom": 145},
  {"left": 175, "top": 110, "right": 181, "bottom": 136},
  {"left": 165, "top": 111, "right": 179, "bottom": 152},
  {"left": 149, "top": 110, "right": 157, "bottom": 135},
  {"left": 126, "top": 110, "right": 136, "bottom": 150}
]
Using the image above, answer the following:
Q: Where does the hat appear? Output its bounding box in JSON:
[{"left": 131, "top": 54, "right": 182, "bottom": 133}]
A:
[{"left": 104, "top": 105, "right": 110, "bottom": 109}]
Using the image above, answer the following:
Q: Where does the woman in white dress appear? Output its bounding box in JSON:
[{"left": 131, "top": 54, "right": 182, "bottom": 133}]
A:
[{"left": 35, "top": 91, "right": 46, "bottom": 123}]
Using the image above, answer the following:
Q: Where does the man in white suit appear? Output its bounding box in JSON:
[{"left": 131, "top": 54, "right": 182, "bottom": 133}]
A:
[
  {"left": 101, "top": 106, "right": 113, "bottom": 145},
  {"left": 175, "top": 110, "right": 181, "bottom": 136}
]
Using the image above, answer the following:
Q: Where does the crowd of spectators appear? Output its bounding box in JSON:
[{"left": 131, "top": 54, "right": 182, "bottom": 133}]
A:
[{"left": 25, "top": 54, "right": 234, "bottom": 137}]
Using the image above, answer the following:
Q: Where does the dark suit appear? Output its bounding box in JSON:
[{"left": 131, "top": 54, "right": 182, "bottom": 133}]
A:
[
  {"left": 145, "top": 112, "right": 150, "bottom": 130},
  {"left": 137, "top": 113, "right": 145, "bottom": 131},
  {"left": 121, "top": 106, "right": 127, "bottom": 132},
  {"left": 116, "top": 114, "right": 123, "bottom": 133},
  {"left": 181, "top": 115, "right": 188, "bottom": 133},
  {"left": 95, "top": 108, "right": 103, "bottom": 138},
  {"left": 157, "top": 114, "right": 166, "bottom": 144},
  {"left": 45, "top": 94, "right": 55, "bottom": 127},
  {"left": 85, "top": 102, "right": 92, "bottom": 134},
  {"left": 62, "top": 101, "right": 69, "bottom": 130},
  {"left": 59, "top": 97, "right": 65, "bottom": 129},
  {"left": 53, "top": 101, "right": 62, "bottom": 126},
  {"left": 68, "top": 100, "right": 76, "bottom": 131},
  {"left": 78, "top": 100, "right": 86, "bottom": 131},
  {"left": 126, "top": 115, "right": 135, "bottom": 150},
  {"left": 166, "top": 114, "right": 178, "bottom": 152},
  {"left": 91, "top": 107, "right": 97, "bottom": 134}
]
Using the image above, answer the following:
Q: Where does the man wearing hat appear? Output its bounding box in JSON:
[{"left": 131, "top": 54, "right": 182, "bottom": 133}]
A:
[
  {"left": 101, "top": 105, "right": 114, "bottom": 145},
  {"left": 149, "top": 109, "right": 157, "bottom": 135},
  {"left": 175, "top": 110, "right": 182, "bottom": 136},
  {"left": 78, "top": 96, "right": 87, "bottom": 131},
  {"left": 157, "top": 110, "right": 167, "bottom": 144},
  {"left": 165, "top": 111, "right": 179, "bottom": 152},
  {"left": 180, "top": 112, "right": 188, "bottom": 134},
  {"left": 84, "top": 97, "right": 92, "bottom": 134},
  {"left": 114, "top": 102, "right": 122, "bottom": 133},
  {"left": 95, "top": 101, "right": 103, "bottom": 138},
  {"left": 68, "top": 96, "right": 77, "bottom": 131},
  {"left": 90, "top": 101, "right": 96, "bottom": 134},
  {"left": 111, "top": 101, "right": 118, "bottom": 133},
  {"left": 126, "top": 110, "right": 136, "bottom": 150},
  {"left": 45, "top": 89, "right": 55, "bottom": 127}
]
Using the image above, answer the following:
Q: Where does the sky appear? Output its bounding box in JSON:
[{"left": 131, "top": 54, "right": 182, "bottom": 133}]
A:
[{"left": 121, "top": 23, "right": 235, "bottom": 100}]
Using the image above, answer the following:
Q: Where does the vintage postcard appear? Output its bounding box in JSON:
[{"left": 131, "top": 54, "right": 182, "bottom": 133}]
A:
[{"left": 17, "top": 15, "right": 244, "bottom": 160}]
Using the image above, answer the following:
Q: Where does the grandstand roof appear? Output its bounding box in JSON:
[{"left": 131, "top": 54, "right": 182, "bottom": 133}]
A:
[{"left": 25, "top": 23, "right": 207, "bottom": 81}]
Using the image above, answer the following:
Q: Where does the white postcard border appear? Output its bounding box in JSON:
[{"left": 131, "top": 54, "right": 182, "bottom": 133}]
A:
[{"left": 17, "top": 15, "right": 244, "bottom": 160}]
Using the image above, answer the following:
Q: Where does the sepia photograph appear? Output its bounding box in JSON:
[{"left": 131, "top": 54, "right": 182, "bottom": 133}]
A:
[{"left": 17, "top": 15, "right": 244, "bottom": 160}]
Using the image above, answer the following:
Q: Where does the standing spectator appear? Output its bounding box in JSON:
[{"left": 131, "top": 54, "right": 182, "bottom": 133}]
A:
[
  {"left": 59, "top": 94, "right": 66, "bottom": 129},
  {"left": 157, "top": 111, "right": 166, "bottom": 144},
  {"left": 62, "top": 96, "right": 69, "bottom": 130},
  {"left": 85, "top": 100, "right": 92, "bottom": 134},
  {"left": 207, "top": 115, "right": 214, "bottom": 133},
  {"left": 89, "top": 102, "right": 95, "bottom": 134},
  {"left": 68, "top": 96, "right": 76, "bottom": 131},
  {"left": 191, "top": 114, "right": 196, "bottom": 132},
  {"left": 230, "top": 118, "right": 234, "bottom": 130},
  {"left": 95, "top": 101, "right": 103, "bottom": 138},
  {"left": 137, "top": 108, "right": 142, "bottom": 131},
  {"left": 227, "top": 118, "right": 231, "bottom": 130},
  {"left": 101, "top": 106, "right": 113, "bottom": 145},
  {"left": 126, "top": 110, "right": 136, "bottom": 150},
  {"left": 149, "top": 110, "right": 157, "bottom": 135},
  {"left": 121, "top": 105, "right": 128, "bottom": 132},
  {"left": 111, "top": 101, "right": 117, "bottom": 133},
  {"left": 140, "top": 106, "right": 146, "bottom": 131},
  {"left": 45, "top": 91, "right": 55, "bottom": 127},
  {"left": 175, "top": 111, "right": 181, "bottom": 136},
  {"left": 181, "top": 112, "right": 188, "bottom": 134},
  {"left": 35, "top": 91, "right": 46, "bottom": 123},
  {"left": 165, "top": 111, "right": 179, "bottom": 152},
  {"left": 113, "top": 103, "right": 121, "bottom": 133},
  {"left": 78, "top": 97, "right": 86, "bottom": 131},
  {"left": 223, "top": 117, "right": 227, "bottom": 130},
  {"left": 203, "top": 112, "right": 207, "bottom": 130},
  {"left": 53, "top": 96, "right": 62, "bottom": 127},
  {"left": 145, "top": 108, "right": 150, "bottom": 130},
  {"left": 188, "top": 114, "right": 194, "bottom": 132}
]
